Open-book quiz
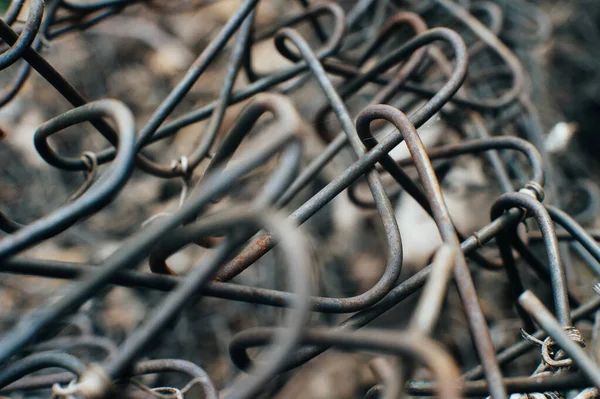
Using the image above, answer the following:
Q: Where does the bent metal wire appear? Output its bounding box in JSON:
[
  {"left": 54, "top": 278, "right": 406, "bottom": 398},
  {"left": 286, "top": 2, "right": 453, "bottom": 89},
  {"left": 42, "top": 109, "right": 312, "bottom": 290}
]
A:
[{"left": 0, "top": 0, "right": 599, "bottom": 398}]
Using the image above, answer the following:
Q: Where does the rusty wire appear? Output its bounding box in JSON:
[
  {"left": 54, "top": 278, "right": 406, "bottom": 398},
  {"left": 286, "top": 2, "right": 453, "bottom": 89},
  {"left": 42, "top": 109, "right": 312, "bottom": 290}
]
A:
[{"left": 1, "top": 0, "right": 600, "bottom": 398}]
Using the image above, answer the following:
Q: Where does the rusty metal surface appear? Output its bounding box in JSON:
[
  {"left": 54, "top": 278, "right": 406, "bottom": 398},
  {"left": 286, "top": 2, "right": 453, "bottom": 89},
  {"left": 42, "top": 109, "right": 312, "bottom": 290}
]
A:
[{"left": 0, "top": 0, "right": 600, "bottom": 398}]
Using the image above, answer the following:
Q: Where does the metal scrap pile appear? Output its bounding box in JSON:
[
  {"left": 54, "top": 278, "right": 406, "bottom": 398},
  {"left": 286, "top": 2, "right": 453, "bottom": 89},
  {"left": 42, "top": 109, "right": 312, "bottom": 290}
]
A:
[{"left": 2, "top": 0, "right": 600, "bottom": 398}]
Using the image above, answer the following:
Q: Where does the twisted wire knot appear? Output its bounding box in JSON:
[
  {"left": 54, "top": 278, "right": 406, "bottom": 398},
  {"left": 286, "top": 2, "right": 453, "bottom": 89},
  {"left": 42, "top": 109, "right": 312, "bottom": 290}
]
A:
[{"left": 541, "top": 326, "right": 585, "bottom": 368}]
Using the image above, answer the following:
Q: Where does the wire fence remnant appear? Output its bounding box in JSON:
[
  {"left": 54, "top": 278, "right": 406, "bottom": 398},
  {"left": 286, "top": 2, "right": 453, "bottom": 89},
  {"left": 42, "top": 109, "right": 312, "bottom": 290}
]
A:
[{"left": 1, "top": 0, "right": 600, "bottom": 398}]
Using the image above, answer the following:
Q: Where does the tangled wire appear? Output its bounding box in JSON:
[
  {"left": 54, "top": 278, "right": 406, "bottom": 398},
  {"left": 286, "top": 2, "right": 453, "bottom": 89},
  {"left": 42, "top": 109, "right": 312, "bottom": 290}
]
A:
[{"left": 1, "top": 0, "right": 600, "bottom": 398}]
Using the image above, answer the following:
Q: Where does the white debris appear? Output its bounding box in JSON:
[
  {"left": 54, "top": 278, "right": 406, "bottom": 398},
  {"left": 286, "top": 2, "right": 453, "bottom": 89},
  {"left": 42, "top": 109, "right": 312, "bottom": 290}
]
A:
[
  {"left": 395, "top": 157, "right": 494, "bottom": 272},
  {"left": 545, "top": 121, "right": 577, "bottom": 154}
]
